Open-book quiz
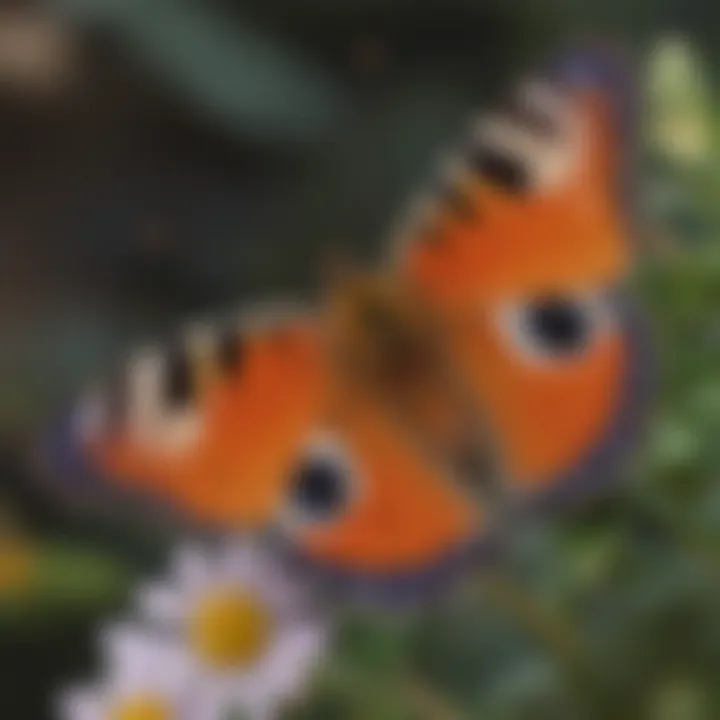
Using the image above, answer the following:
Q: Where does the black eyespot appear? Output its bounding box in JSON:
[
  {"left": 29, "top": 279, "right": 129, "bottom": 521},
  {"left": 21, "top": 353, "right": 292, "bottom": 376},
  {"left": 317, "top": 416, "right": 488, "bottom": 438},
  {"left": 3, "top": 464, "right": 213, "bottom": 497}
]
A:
[
  {"left": 164, "top": 346, "right": 194, "bottom": 406},
  {"left": 499, "top": 294, "right": 608, "bottom": 363},
  {"left": 526, "top": 298, "right": 589, "bottom": 354},
  {"left": 288, "top": 442, "right": 354, "bottom": 523},
  {"left": 468, "top": 145, "right": 529, "bottom": 193}
]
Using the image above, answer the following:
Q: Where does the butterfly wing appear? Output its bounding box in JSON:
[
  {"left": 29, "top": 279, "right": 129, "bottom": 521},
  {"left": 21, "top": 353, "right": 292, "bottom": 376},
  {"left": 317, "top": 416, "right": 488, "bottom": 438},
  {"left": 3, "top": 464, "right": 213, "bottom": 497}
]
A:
[
  {"left": 273, "top": 386, "right": 484, "bottom": 602},
  {"left": 392, "top": 49, "right": 652, "bottom": 508},
  {"left": 36, "top": 49, "right": 646, "bottom": 598},
  {"left": 38, "top": 304, "right": 485, "bottom": 600},
  {"left": 449, "top": 290, "right": 653, "bottom": 509},
  {"left": 37, "top": 307, "right": 327, "bottom": 527},
  {"left": 393, "top": 48, "right": 637, "bottom": 310}
]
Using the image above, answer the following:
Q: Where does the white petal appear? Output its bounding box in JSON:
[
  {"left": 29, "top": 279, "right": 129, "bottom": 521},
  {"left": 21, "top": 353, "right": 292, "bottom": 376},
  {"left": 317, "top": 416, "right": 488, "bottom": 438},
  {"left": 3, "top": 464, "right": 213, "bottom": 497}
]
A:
[
  {"left": 218, "top": 539, "right": 311, "bottom": 618},
  {"left": 172, "top": 543, "right": 214, "bottom": 592},
  {"left": 215, "top": 673, "right": 279, "bottom": 720},
  {"left": 56, "top": 686, "right": 105, "bottom": 720},
  {"left": 256, "top": 568, "right": 310, "bottom": 620},
  {"left": 100, "top": 623, "right": 195, "bottom": 697},
  {"left": 218, "top": 538, "right": 266, "bottom": 584},
  {"left": 248, "top": 705, "right": 277, "bottom": 720},
  {"left": 255, "top": 624, "right": 328, "bottom": 701},
  {"left": 190, "top": 674, "right": 247, "bottom": 720},
  {"left": 190, "top": 694, "right": 229, "bottom": 720},
  {"left": 135, "top": 582, "right": 187, "bottom": 624},
  {"left": 100, "top": 623, "right": 157, "bottom": 692},
  {"left": 149, "top": 642, "right": 198, "bottom": 696}
]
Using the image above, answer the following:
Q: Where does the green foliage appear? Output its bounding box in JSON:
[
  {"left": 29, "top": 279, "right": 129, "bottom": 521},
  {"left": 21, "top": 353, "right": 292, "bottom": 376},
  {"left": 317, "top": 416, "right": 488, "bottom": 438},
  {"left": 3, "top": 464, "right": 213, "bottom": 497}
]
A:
[
  {"left": 0, "top": 541, "right": 131, "bottom": 627},
  {"left": 49, "top": 0, "right": 343, "bottom": 142}
]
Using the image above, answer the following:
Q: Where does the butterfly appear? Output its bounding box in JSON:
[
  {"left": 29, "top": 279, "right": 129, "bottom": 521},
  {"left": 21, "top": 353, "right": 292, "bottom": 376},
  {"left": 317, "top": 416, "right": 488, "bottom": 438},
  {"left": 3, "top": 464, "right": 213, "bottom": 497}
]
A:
[{"left": 37, "top": 47, "right": 653, "bottom": 602}]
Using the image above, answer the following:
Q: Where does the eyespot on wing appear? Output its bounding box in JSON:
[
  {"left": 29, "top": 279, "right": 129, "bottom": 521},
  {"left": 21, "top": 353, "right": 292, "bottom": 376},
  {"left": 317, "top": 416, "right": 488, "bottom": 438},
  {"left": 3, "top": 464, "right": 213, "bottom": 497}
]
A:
[
  {"left": 275, "top": 389, "right": 488, "bottom": 601},
  {"left": 447, "top": 291, "right": 654, "bottom": 510}
]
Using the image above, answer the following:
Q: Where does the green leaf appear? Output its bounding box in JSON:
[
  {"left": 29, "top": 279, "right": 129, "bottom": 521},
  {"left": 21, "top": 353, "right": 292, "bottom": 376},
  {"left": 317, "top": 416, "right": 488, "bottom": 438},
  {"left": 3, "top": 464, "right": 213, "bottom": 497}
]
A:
[
  {"left": 648, "top": 678, "right": 710, "bottom": 720},
  {"left": 50, "top": 0, "right": 343, "bottom": 142},
  {"left": 0, "top": 542, "right": 131, "bottom": 626}
]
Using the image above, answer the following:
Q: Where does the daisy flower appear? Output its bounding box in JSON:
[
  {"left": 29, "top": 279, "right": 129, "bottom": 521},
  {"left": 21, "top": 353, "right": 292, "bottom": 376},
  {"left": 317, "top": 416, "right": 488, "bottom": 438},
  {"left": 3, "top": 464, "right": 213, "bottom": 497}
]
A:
[
  {"left": 58, "top": 623, "right": 196, "bottom": 720},
  {"left": 133, "top": 539, "right": 330, "bottom": 720}
]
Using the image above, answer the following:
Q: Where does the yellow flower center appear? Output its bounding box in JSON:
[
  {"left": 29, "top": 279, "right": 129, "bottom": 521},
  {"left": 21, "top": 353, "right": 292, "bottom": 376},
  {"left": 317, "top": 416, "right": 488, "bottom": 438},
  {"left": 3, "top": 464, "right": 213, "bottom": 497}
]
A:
[
  {"left": 189, "top": 589, "right": 273, "bottom": 670},
  {"left": 109, "top": 695, "right": 171, "bottom": 720}
]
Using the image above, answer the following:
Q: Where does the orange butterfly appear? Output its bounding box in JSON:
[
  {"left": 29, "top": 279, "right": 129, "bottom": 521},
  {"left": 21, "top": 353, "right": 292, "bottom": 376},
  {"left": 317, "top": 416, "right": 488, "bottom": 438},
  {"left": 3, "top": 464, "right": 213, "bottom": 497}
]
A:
[{"left": 38, "top": 48, "right": 653, "bottom": 601}]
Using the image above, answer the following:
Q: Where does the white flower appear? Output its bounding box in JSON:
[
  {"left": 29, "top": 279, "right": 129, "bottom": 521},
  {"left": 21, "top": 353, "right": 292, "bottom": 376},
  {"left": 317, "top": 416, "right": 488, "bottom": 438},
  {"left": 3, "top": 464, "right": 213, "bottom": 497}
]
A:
[
  {"left": 58, "top": 623, "right": 197, "bottom": 720},
  {"left": 133, "top": 539, "right": 329, "bottom": 720}
]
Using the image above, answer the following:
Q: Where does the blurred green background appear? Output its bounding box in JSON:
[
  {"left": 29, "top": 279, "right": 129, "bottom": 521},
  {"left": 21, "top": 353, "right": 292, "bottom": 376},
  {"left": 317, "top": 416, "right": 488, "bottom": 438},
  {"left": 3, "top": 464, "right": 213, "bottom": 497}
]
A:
[{"left": 0, "top": 0, "right": 718, "bottom": 717}]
